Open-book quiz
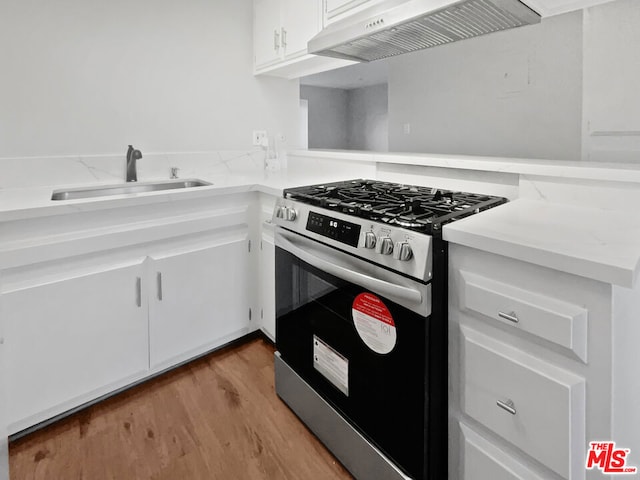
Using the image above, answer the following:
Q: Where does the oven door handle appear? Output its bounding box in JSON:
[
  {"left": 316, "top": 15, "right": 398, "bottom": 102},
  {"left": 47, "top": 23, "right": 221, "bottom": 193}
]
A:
[{"left": 277, "top": 229, "right": 423, "bottom": 305}]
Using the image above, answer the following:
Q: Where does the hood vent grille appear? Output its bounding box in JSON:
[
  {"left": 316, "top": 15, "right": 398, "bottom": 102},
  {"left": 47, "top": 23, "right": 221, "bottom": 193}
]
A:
[{"left": 310, "top": 0, "right": 540, "bottom": 62}]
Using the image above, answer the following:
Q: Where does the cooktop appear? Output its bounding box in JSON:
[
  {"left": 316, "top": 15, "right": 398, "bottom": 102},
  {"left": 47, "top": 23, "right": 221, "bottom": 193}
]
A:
[{"left": 283, "top": 179, "right": 507, "bottom": 233}]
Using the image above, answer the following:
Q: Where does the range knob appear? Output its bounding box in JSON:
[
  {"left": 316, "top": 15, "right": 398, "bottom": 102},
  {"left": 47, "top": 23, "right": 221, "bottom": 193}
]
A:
[
  {"left": 285, "top": 207, "right": 297, "bottom": 221},
  {"left": 393, "top": 241, "right": 413, "bottom": 261},
  {"left": 363, "top": 231, "right": 377, "bottom": 249},
  {"left": 375, "top": 237, "right": 394, "bottom": 255},
  {"left": 275, "top": 205, "right": 287, "bottom": 219},
  {"left": 275, "top": 205, "right": 296, "bottom": 221}
]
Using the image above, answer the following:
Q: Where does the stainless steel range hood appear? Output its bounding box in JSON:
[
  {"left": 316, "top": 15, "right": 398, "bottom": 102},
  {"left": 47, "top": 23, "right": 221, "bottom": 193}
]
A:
[{"left": 308, "top": 0, "right": 540, "bottom": 62}]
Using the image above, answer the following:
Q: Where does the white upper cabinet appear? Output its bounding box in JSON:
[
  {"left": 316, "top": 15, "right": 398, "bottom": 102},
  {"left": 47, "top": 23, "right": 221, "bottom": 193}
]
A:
[
  {"left": 254, "top": 0, "right": 321, "bottom": 70},
  {"left": 253, "top": 0, "right": 355, "bottom": 78},
  {"left": 254, "top": 0, "right": 283, "bottom": 69},
  {"left": 521, "top": 0, "right": 617, "bottom": 16},
  {"left": 323, "top": 0, "right": 386, "bottom": 25},
  {"left": 282, "top": 0, "right": 322, "bottom": 59},
  {"left": 324, "top": 0, "right": 370, "bottom": 22}
]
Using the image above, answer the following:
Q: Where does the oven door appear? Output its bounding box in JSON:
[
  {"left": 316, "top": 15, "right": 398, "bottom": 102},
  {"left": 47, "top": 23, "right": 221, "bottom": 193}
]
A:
[{"left": 275, "top": 227, "right": 432, "bottom": 479}]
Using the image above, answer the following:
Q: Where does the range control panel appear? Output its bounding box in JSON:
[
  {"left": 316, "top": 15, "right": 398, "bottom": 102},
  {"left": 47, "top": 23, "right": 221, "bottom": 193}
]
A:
[
  {"left": 306, "top": 211, "right": 361, "bottom": 247},
  {"left": 272, "top": 198, "right": 433, "bottom": 282}
]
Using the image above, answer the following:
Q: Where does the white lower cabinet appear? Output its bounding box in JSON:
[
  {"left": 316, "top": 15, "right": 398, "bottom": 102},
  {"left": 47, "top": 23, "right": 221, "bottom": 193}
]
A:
[
  {"left": 0, "top": 193, "right": 256, "bottom": 434},
  {"left": 258, "top": 193, "right": 277, "bottom": 341},
  {"left": 148, "top": 232, "right": 251, "bottom": 370},
  {"left": 448, "top": 243, "right": 621, "bottom": 480},
  {"left": 260, "top": 223, "right": 276, "bottom": 341},
  {"left": 461, "top": 424, "right": 546, "bottom": 480},
  {"left": 461, "top": 327, "right": 585, "bottom": 479},
  {"left": 2, "top": 255, "right": 149, "bottom": 431}
]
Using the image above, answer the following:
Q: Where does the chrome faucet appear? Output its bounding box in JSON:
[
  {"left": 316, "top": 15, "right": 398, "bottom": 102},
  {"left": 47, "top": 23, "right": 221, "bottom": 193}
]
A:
[{"left": 126, "top": 145, "right": 143, "bottom": 182}]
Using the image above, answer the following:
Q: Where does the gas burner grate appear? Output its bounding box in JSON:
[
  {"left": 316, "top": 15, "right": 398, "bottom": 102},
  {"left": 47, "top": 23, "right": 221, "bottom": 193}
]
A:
[{"left": 284, "top": 179, "right": 507, "bottom": 233}]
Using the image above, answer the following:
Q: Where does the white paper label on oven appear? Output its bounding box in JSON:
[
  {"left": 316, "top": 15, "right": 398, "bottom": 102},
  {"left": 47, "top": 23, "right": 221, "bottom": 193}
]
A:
[
  {"left": 352, "top": 292, "right": 397, "bottom": 354},
  {"left": 313, "top": 335, "right": 349, "bottom": 396}
]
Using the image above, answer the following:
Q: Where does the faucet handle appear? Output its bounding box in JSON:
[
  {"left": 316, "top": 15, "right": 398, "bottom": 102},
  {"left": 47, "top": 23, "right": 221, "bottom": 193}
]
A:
[{"left": 170, "top": 167, "right": 179, "bottom": 179}]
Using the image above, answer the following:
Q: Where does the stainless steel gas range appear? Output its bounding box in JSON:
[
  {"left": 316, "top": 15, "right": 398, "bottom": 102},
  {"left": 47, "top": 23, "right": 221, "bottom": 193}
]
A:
[{"left": 272, "top": 179, "right": 506, "bottom": 480}]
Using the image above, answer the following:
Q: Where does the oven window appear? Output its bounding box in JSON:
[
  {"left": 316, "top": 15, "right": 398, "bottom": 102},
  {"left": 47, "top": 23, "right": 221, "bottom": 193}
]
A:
[{"left": 276, "top": 246, "right": 352, "bottom": 319}]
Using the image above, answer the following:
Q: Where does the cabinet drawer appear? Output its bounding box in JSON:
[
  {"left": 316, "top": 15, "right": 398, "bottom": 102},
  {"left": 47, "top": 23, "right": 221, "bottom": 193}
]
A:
[
  {"left": 461, "top": 327, "right": 585, "bottom": 479},
  {"left": 460, "top": 423, "right": 546, "bottom": 480},
  {"left": 459, "top": 269, "right": 588, "bottom": 362}
]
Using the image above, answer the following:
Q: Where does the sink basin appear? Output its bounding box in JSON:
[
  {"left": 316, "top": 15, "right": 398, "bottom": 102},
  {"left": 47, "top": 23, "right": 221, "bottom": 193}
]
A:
[{"left": 51, "top": 179, "right": 212, "bottom": 201}]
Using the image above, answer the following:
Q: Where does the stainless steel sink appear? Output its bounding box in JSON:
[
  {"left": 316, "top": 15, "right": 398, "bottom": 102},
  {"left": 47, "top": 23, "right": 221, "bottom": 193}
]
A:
[{"left": 51, "top": 179, "right": 212, "bottom": 201}]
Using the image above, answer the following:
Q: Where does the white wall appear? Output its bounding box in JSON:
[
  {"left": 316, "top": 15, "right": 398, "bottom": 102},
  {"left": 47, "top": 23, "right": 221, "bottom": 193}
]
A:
[
  {"left": 300, "top": 85, "right": 349, "bottom": 149},
  {"left": 0, "top": 0, "right": 299, "bottom": 158},
  {"left": 582, "top": 0, "right": 640, "bottom": 162},
  {"left": 347, "top": 84, "right": 388, "bottom": 152},
  {"left": 387, "top": 11, "right": 583, "bottom": 160}
]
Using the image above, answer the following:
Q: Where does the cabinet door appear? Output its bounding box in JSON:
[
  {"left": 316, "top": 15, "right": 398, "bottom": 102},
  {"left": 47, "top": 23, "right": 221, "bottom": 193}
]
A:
[
  {"left": 260, "top": 222, "right": 276, "bottom": 341},
  {"left": 254, "top": 0, "right": 283, "bottom": 69},
  {"left": 2, "top": 258, "right": 149, "bottom": 431},
  {"left": 282, "top": 0, "right": 321, "bottom": 59},
  {"left": 149, "top": 233, "right": 251, "bottom": 370},
  {"left": 324, "top": 0, "right": 373, "bottom": 23}
]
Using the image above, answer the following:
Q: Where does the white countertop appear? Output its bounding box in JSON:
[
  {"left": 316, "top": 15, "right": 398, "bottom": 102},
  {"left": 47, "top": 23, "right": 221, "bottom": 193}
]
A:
[
  {"left": 3, "top": 154, "right": 640, "bottom": 288},
  {"left": 0, "top": 170, "right": 349, "bottom": 223},
  {"left": 290, "top": 149, "right": 640, "bottom": 183},
  {"left": 443, "top": 198, "right": 640, "bottom": 288}
]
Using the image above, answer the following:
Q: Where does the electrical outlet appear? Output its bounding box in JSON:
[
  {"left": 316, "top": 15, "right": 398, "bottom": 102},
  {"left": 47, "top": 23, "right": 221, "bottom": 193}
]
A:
[
  {"left": 253, "top": 130, "right": 267, "bottom": 146},
  {"left": 403, "top": 123, "right": 411, "bottom": 135}
]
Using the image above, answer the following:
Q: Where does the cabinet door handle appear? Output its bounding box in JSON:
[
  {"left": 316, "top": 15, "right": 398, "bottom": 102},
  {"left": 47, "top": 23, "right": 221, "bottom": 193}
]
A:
[
  {"left": 496, "top": 399, "right": 517, "bottom": 415},
  {"left": 157, "top": 272, "right": 163, "bottom": 301},
  {"left": 274, "top": 29, "right": 280, "bottom": 51},
  {"left": 135, "top": 277, "right": 142, "bottom": 307},
  {"left": 498, "top": 311, "right": 519, "bottom": 323},
  {"left": 281, "top": 27, "right": 287, "bottom": 48}
]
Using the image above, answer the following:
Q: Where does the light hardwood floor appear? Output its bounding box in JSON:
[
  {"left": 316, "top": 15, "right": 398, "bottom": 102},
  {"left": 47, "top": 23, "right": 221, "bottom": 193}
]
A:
[{"left": 9, "top": 336, "right": 353, "bottom": 480}]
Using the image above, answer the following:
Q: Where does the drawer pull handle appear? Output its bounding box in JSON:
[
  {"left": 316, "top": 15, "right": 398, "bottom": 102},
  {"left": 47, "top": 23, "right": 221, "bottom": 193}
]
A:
[
  {"left": 157, "top": 272, "right": 163, "bottom": 301},
  {"left": 274, "top": 29, "right": 280, "bottom": 51},
  {"left": 497, "top": 399, "right": 517, "bottom": 415},
  {"left": 135, "top": 277, "right": 142, "bottom": 307},
  {"left": 498, "top": 311, "right": 519, "bottom": 323}
]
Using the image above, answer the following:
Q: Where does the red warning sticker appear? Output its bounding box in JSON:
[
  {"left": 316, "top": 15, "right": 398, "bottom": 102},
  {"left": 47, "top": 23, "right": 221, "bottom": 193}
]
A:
[{"left": 352, "top": 292, "right": 396, "bottom": 354}]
